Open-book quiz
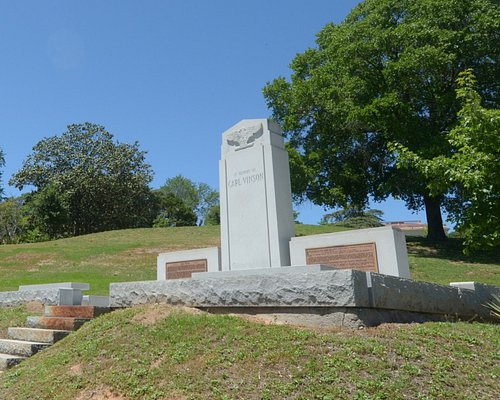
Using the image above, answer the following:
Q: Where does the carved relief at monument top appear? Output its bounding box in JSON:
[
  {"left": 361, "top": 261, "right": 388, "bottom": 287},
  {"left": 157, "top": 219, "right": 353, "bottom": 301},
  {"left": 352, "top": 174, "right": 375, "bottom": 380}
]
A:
[{"left": 225, "top": 123, "right": 263, "bottom": 151}]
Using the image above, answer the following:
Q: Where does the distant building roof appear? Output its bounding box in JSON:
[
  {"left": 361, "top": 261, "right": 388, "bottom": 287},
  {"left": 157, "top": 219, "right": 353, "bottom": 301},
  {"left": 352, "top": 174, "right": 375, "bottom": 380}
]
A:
[
  {"left": 383, "top": 220, "right": 424, "bottom": 228},
  {"left": 382, "top": 220, "right": 448, "bottom": 233}
]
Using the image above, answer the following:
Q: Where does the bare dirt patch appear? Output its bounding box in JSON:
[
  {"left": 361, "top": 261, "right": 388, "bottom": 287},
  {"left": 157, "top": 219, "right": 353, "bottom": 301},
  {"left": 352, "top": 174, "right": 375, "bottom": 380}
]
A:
[
  {"left": 128, "top": 246, "right": 214, "bottom": 256},
  {"left": 129, "top": 247, "right": 178, "bottom": 255},
  {"left": 230, "top": 312, "right": 417, "bottom": 337},
  {"left": 232, "top": 313, "right": 286, "bottom": 326},
  {"left": 69, "top": 363, "right": 84, "bottom": 376},
  {"left": 131, "top": 303, "right": 205, "bottom": 326},
  {"left": 3, "top": 253, "right": 57, "bottom": 264},
  {"left": 76, "top": 386, "right": 125, "bottom": 400}
]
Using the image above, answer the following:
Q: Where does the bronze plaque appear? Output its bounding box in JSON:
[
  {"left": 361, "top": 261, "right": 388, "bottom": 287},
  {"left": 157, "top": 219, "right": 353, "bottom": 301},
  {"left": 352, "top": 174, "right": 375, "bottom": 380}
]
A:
[
  {"left": 305, "top": 243, "right": 379, "bottom": 273},
  {"left": 166, "top": 259, "right": 208, "bottom": 280}
]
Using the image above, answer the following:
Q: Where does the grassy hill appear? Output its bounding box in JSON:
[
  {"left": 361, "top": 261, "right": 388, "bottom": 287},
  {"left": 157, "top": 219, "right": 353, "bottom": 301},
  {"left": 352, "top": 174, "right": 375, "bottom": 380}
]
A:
[
  {"left": 0, "top": 226, "right": 499, "bottom": 399},
  {"left": 0, "top": 225, "right": 498, "bottom": 294},
  {"left": 1, "top": 305, "right": 499, "bottom": 399}
]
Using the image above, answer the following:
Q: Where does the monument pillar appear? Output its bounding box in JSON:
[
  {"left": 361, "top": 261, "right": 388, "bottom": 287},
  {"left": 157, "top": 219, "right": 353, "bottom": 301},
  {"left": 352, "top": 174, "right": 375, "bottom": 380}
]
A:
[{"left": 220, "top": 119, "right": 295, "bottom": 270}]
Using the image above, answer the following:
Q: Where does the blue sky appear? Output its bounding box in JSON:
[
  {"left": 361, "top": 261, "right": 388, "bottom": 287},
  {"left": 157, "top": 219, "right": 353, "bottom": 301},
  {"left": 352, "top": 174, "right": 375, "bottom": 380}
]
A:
[{"left": 0, "top": 0, "right": 429, "bottom": 225}]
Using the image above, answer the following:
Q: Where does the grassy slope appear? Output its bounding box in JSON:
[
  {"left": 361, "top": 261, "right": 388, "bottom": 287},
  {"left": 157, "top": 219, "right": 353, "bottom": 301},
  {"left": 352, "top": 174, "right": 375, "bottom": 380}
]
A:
[
  {"left": 0, "top": 225, "right": 498, "bottom": 295},
  {"left": 0, "top": 224, "right": 354, "bottom": 294},
  {"left": 0, "top": 227, "right": 499, "bottom": 399},
  {"left": 407, "top": 237, "right": 500, "bottom": 285},
  {"left": 0, "top": 305, "right": 498, "bottom": 400},
  {"left": 0, "top": 226, "right": 221, "bottom": 294}
]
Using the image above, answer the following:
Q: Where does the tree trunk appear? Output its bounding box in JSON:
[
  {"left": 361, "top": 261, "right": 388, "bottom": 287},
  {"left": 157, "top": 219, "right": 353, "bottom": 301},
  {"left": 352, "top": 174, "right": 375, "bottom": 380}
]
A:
[{"left": 423, "top": 194, "right": 447, "bottom": 242}]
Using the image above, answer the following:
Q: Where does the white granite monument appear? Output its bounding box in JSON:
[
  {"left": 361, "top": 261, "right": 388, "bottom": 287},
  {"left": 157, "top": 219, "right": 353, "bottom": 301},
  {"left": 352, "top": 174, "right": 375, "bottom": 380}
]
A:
[
  {"left": 157, "top": 118, "right": 410, "bottom": 280},
  {"left": 219, "top": 119, "right": 295, "bottom": 270}
]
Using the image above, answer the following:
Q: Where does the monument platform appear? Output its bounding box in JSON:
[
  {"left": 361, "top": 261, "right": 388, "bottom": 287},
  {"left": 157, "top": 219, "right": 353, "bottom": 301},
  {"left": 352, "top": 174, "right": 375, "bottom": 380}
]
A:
[
  {"left": 110, "top": 268, "right": 499, "bottom": 329},
  {"left": 142, "top": 118, "right": 497, "bottom": 329}
]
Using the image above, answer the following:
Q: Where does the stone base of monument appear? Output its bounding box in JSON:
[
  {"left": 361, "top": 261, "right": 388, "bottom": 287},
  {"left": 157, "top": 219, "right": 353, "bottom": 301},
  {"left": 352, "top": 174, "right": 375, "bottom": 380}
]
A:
[
  {"left": 202, "top": 306, "right": 446, "bottom": 329},
  {"left": 110, "top": 268, "right": 499, "bottom": 329},
  {"left": 156, "top": 226, "right": 412, "bottom": 282}
]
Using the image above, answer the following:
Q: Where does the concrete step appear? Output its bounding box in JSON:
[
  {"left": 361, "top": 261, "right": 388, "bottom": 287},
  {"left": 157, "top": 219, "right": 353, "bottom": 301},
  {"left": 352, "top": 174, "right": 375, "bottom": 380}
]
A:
[
  {"left": 0, "top": 339, "right": 50, "bottom": 357},
  {"left": 82, "top": 295, "right": 110, "bottom": 307},
  {"left": 0, "top": 353, "right": 26, "bottom": 370},
  {"left": 8, "top": 327, "right": 71, "bottom": 344},
  {"left": 27, "top": 316, "right": 90, "bottom": 331},
  {"left": 44, "top": 305, "right": 110, "bottom": 319}
]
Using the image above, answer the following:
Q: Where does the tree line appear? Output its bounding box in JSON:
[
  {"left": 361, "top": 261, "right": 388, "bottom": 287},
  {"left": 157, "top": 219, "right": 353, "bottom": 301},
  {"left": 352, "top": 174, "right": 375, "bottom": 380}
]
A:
[{"left": 0, "top": 123, "right": 219, "bottom": 244}]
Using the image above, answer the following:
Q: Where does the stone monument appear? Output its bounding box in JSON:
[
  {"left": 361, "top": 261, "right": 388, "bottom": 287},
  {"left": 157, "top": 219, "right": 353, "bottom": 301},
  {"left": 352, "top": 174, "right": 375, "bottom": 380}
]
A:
[
  {"left": 112, "top": 120, "right": 500, "bottom": 329},
  {"left": 157, "top": 118, "right": 409, "bottom": 280},
  {"left": 219, "top": 119, "right": 295, "bottom": 270}
]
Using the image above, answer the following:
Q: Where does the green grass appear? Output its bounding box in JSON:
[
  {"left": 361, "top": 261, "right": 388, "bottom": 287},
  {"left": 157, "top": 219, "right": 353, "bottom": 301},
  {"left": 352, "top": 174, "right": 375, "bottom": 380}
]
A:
[
  {"left": 407, "top": 237, "right": 500, "bottom": 286},
  {"left": 0, "top": 227, "right": 499, "bottom": 398},
  {"left": 1, "top": 305, "right": 498, "bottom": 399},
  {"left": 0, "top": 226, "right": 221, "bottom": 294},
  {"left": 0, "top": 224, "right": 352, "bottom": 295},
  {"left": 294, "top": 223, "right": 352, "bottom": 236},
  {"left": 0, "top": 225, "right": 498, "bottom": 295}
]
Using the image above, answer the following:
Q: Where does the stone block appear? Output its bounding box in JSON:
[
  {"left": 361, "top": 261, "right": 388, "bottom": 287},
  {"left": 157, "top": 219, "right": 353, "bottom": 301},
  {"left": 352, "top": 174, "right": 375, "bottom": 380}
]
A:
[
  {"left": 7, "top": 327, "right": 70, "bottom": 344},
  {"left": 191, "top": 264, "right": 338, "bottom": 280},
  {"left": 19, "top": 282, "right": 90, "bottom": 291},
  {"left": 0, "top": 288, "right": 85, "bottom": 307},
  {"left": 26, "top": 316, "right": 89, "bottom": 331},
  {"left": 289, "top": 226, "right": 410, "bottom": 278},
  {"left": 369, "top": 273, "right": 492, "bottom": 318},
  {"left": 44, "top": 305, "right": 108, "bottom": 319},
  {"left": 450, "top": 281, "right": 476, "bottom": 291},
  {"left": 0, "top": 339, "right": 49, "bottom": 357},
  {"left": 450, "top": 281, "right": 500, "bottom": 301},
  {"left": 82, "top": 295, "right": 110, "bottom": 307},
  {"left": 0, "top": 353, "right": 25, "bottom": 370},
  {"left": 0, "top": 289, "right": 61, "bottom": 307},
  {"left": 58, "top": 288, "right": 83, "bottom": 305},
  {"left": 111, "top": 268, "right": 370, "bottom": 308}
]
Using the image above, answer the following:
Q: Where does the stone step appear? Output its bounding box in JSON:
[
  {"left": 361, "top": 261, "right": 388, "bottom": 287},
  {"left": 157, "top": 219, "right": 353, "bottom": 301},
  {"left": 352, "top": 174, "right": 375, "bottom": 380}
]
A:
[
  {"left": 44, "top": 305, "right": 110, "bottom": 319},
  {"left": 0, "top": 339, "right": 50, "bottom": 357},
  {"left": 27, "top": 316, "right": 90, "bottom": 331},
  {"left": 7, "top": 327, "right": 71, "bottom": 344},
  {"left": 0, "top": 353, "right": 26, "bottom": 370},
  {"left": 82, "top": 295, "right": 110, "bottom": 307}
]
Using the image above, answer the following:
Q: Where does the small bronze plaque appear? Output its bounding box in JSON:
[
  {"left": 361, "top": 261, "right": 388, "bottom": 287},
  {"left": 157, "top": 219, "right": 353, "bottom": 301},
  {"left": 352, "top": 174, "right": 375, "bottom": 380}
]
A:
[
  {"left": 305, "top": 243, "right": 379, "bottom": 273},
  {"left": 166, "top": 259, "right": 208, "bottom": 280}
]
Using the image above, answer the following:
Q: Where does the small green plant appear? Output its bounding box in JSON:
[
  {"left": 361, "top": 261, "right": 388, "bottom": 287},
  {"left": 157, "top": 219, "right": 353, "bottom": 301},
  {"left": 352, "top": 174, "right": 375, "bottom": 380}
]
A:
[{"left": 485, "top": 295, "right": 500, "bottom": 320}]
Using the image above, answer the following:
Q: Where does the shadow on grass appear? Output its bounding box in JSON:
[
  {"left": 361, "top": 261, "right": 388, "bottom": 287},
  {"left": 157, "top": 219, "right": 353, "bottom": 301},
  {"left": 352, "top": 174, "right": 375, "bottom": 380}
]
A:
[{"left": 406, "top": 237, "right": 500, "bottom": 265}]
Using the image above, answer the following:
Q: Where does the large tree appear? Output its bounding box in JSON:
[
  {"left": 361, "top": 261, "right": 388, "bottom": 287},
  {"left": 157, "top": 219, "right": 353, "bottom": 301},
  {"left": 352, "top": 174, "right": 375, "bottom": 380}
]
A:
[
  {"left": 263, "top": 0, "right": 499, "bottom": 241},
  {"left": 10, "top": 123, "right": 155, "bottom": 237},
  {"left": 395, "top": 70, "right": 500, "bottom": 252},
  {"left": 320, "top": 206, "right": 384, "bottom": 229},
  {"left": 158, "top": 175, "right": 219, "bottom": 225},
  {"left": 151, "top": 191, "right": 197, "bottom": 227},
  {"left": 0, "top": 197, "right": 26, "bottom": 244}
]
